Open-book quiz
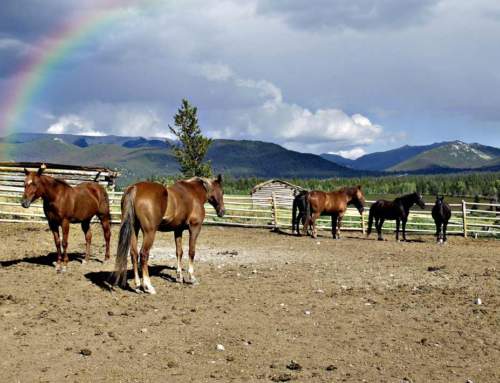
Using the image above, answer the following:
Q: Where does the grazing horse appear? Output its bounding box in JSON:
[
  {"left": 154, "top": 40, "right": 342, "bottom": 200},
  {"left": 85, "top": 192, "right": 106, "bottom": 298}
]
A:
[
  {"left": 432, "top": 196, "right": 451, "bottom": 243},
  {"left": 21, "top": 165, "right": 111, "bottom": 272},
  {"left": 291, "top": 190, "right": 310, "bottom": 236},
  {"left": 303, "top": 186, "right": 365, "bottom": 239},
  {"left": 113, "top": 175, "right": 225, "bottom": 294},
  {"left": 367, "top": 192, "right": 425, "bottom": 241}
]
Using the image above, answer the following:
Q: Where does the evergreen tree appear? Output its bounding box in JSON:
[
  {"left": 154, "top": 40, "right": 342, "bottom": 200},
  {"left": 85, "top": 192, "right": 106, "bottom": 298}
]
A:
[{"left": 169, "top": 99, "right": 212, "bottom": 178}]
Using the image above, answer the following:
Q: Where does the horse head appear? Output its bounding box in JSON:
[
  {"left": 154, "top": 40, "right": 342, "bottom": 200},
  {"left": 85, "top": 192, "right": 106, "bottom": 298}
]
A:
[
  {"left": 202, "top": 174, "right": 225, "bottom": 218},
  {"left": 349, "top": 185, "right": 366, "bottom": 214},
  {"left": 21, "top": 164, "right": 46, "bottom": 208},
  {"left": 415, "top": 192, "right": 426, "bottom": 209}
]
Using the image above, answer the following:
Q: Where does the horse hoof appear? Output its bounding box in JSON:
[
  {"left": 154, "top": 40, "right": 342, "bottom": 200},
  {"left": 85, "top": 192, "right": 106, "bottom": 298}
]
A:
[
  {"left": 81, "top": 259, "right": 87, "bottom": 265},
  {"left": 60, "top": 266, "right": 67, "bottom": 273},
  {"left": 186, "top": 278, "right": 199, "bottom": 286},
  {"left": 377, "top": 238, "right": 384, "bottom": 241},
  {"left": 144, "top": 286, "right": 157, "bottom": 295}
]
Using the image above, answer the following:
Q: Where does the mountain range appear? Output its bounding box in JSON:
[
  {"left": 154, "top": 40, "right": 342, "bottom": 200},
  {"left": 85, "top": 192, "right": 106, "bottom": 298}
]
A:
[
  {"left": 321, "top": 141, "right": 500, "bottom": 173},
  {"left": 0, "top": 133, "right": 365, "bottom": 186},
  {"left": 0, "top": 133, "right": 498, "bottom": 186}
]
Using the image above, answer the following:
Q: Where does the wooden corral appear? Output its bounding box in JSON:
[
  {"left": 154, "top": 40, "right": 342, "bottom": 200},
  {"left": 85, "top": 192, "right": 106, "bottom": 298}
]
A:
[
  {"left": 0, "top": 162, "right": 119, "bottom": 193},
  {"left": 251, "top": 179, "right": 304, "bottom": 207}
]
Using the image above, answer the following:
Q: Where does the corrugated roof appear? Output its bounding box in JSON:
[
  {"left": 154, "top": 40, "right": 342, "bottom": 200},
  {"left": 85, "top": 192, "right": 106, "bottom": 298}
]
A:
[{"left": 251, "top": 179, "right": 304, "bottom": 194}]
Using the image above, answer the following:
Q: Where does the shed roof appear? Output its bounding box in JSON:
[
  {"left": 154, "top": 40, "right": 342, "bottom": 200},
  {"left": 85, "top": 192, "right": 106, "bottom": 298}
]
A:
[{"left": 251, "top": 179, "right": 305, "bottom": 194}]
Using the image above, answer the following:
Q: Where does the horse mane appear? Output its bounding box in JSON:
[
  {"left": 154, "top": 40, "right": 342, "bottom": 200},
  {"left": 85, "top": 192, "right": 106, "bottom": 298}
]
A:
[
  {"left": 186, "top": 177, "right": 212, "bottom": 193},
  {"left": 43, "top": 175, "right": 71, "bottom": 188},
  {"left": 340, "top": 186, "right": 359, "bottom": 197}
]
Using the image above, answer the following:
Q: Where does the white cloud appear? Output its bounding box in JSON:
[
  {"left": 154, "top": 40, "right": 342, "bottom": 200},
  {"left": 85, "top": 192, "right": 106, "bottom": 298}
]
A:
[
  {"left": 46, "top": 102, "right": 175, "bottom": 139},
  {"left": 329, "top": 147, "right": 366, "bottom": 160},
  {"left": 197, "top": 62, "right": 382, "bottom": 152},
  {"left": 47, "top": 114, "right": 104, "bottom": 136}
]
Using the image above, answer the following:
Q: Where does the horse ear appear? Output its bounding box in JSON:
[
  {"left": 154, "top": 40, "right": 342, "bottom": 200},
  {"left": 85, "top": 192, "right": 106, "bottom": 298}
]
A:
[
  {"left": 216, "top": 174, "right": 223, "bottom": 184},
  {"left": 357, "top": 185, "right": 362, "bottom": 190},
  {"left": 23, "top": 168, "right": 29, "bottom": 175},
  {"left": 37, "top": 163, "right": 46, "bottom": 176}
]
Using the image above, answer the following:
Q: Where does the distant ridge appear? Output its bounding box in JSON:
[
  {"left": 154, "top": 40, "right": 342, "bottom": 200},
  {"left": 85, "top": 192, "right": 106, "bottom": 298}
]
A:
[{"left": 0, "top": 132, "right": 370, "bottom": 186}]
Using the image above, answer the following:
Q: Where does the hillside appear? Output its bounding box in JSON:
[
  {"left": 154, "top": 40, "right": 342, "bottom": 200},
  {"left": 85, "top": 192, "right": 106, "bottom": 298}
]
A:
[
  {"left": 321, "top": 141, "right": 500, "bottom": 172},
  {"left": 0, "top": 133, "right": 364, "bottom": 185},
  {"left": 389, "top": 141, "right": 497, "bottom": 171}
]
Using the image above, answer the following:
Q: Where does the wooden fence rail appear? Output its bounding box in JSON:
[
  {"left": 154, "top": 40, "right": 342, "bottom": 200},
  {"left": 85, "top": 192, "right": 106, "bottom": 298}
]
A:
[{"left": 1, "top": 190, "right": 499, "bottom": 237}]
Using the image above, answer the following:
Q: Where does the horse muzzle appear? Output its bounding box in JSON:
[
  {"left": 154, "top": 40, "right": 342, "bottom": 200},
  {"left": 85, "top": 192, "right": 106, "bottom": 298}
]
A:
[
  {"left": 217, "top": 208, "right": 225, "bottom": 218},
  {"left": 21, "top": 199, "right": 31, "bottom": 208}
]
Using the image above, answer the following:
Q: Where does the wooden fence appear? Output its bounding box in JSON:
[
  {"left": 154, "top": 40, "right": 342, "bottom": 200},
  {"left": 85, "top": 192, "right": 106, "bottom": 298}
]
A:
[{"left": 1, "top": 189, "right": 499, "bottom": 237}]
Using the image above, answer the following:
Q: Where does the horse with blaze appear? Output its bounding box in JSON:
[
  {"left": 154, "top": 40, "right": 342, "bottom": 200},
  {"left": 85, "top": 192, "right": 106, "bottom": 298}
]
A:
[
  {"left": 21, "top": 165, "right": 111, "bottom": 272},
  {"left": 367, "top": 192, "right": 425, "bottom": 241},
  {"left": 303, "top": 186, "right": 365, "bottom": 239},
  {"left": 113, "top": 175, "right": 225, "bottom": 294},
  {"left": 432, "top": 196, "right": 451, "bottom": 243}
]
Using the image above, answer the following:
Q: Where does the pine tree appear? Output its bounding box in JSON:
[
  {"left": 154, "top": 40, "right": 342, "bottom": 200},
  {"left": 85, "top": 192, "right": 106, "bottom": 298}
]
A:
[{"left": 169, "top": 99, "right": 213, "bottom": 178}]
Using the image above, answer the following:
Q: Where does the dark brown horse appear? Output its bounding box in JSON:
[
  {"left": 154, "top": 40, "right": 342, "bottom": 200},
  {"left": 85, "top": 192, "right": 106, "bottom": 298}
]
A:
[
  {"left": 303, "top": 186, "right": 365, "bottom": 239},
  {"left": 21, "top": 165, "right": 111, "bottom": 272},
  {"left": 367, "top": 192, "right": 425, "bottom": 241},
  {"left": 113, "top": 175, "right": 225, "bottom": 294}
]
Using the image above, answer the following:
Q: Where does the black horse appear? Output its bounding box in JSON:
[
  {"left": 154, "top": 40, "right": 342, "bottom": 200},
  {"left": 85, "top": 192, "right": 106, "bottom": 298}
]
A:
[
  {"left": 291, "top": 190, "right": 310, "bottom": 235},
  {"left": 367, "top": 192, "right": 426, "bottom": 241},
  {"left": 431, "top": 196, "right": 451, "bottom": 243}
]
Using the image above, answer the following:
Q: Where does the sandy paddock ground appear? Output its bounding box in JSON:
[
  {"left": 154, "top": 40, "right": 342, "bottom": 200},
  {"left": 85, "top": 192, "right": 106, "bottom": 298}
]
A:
[{"left": 0, "top": 222, "right": 499, "bottom": 382}]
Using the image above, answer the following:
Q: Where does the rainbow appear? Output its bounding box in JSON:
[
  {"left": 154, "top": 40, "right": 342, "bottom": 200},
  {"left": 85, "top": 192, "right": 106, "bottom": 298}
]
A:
[{"left": 0, "top": 1, "right": 157, "bottom": 140}]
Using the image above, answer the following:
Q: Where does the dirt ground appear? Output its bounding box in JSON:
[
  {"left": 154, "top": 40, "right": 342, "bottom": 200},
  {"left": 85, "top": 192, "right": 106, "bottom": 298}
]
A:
[{"left": 0, "top": 223, "right": 499, "bottom": 383}]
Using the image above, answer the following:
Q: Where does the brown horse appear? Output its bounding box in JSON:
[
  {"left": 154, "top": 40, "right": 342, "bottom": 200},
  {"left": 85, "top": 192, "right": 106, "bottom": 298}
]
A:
[
  {"left": 303, "top": 186, "right": 365, "bottom": 239},
  {"left": 21, "top": 165, "right": 111, "bottom": 272},
  {"left": 113, "top": 175, "right": 225, "bottom": 294}
]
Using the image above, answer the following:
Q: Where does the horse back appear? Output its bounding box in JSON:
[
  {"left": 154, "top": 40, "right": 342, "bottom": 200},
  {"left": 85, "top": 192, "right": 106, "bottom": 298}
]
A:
[
  {"left": 309, "top": 190, "right": 347, "bottom": 214},
  {"left": 164, "top": 181, "right": 206, "bottom": 226},
  {"left": 60, "top": 182, "right": 109, "bottom": 222}
]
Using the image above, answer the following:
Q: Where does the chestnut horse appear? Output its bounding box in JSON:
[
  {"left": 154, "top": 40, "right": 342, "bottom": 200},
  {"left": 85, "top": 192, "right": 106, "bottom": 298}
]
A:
[
  {"left": 303, "top": 186, "right": 365, "bottom": 239},
  {"left": 21, "top": 165, "right": 111, "bottom": 272},
  {"left": 113, "top": 175, "right": 225, "bottom": 294}
]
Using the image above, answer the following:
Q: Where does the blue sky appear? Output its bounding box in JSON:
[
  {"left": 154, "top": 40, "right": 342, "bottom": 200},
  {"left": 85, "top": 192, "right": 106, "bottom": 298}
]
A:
[{"left": 1, "top": 0, "right": 499, "bottom": 158}]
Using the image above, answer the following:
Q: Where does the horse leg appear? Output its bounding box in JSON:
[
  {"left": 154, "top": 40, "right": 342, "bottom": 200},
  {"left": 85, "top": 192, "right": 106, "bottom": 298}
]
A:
[
  {"left": 140, "top": 229, "right": 157, "bottom": 294},
  {"left": 336, "top": 212, "right": 344, "bottom": 239},
  {"left": 131, "top": 224, "right": 141, "bottom": 292},
  {"left": 99, "top": 214, "right": 112, "bottom": 261},
  {"left": 61, "top": 219, "right": 70, "bottom": 273},
  {"left": 377, "top": 219, "right": 384, "bottom": 241},
  {"left": 174, "top": 229, "right": 184, "bottom": 283},
  {"left": 443, "top": 221, "right": 448, "bottom": 243},
  {"left": 331, "top": 214, "right": 337, "bottom": 239},
  {"left": 81, "top": 220, "right": 92, "bottom": 264},
  {"left": 50, "top": 222, "right": 62, "bottom": 272},
  {"left": 186, "top": 224, "right": 202, "bottom": 285},
  {"left": 402, "top": 219, "right": 407, "bottom": 241},
  {"left": 311, "top": 212, "right": 320, "bottom": 239},
  {"left": 396, "top": 219, "right": 400, "bottom": 241}
]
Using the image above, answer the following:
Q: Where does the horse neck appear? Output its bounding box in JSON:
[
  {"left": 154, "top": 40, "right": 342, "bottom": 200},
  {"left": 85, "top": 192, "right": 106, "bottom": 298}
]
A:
[
  {"left": 39, "top": 176, "right": 67, "bottom": 202},
  {"left": 400, "top": 194, "right": 416, "bottom": 210}
]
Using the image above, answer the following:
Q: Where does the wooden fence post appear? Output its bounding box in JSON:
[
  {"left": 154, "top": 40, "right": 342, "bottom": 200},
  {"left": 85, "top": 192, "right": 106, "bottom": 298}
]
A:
[
  {"left": 271, "top": 192, "right": 278, "bottom": 230},
  {"left": 462, "top": 200, "right": 467, "bottom": 238}
]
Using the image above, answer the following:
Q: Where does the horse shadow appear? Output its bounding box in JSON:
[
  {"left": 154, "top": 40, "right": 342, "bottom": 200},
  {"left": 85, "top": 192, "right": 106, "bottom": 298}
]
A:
[
  {"left": 0, "top": 251, "right": 87, "bottom": 268},
  {"left": 84, "top": 265, "right": 177, "bottom": 292}
]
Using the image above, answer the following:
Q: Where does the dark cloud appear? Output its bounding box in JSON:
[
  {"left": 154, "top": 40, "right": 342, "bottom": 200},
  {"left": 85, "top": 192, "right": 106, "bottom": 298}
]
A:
[{"left": 1, "top": 0, "right": 500, "bottom": 153}]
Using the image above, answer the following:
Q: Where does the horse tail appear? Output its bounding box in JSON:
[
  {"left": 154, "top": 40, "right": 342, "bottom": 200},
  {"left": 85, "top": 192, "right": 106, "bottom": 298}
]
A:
[
  {"left": 367, "top": 204, "right": 375, "bottom": 236},
  {"left": 304, "top": 193, "right": 311, "bottom": 228},
  {"left": 113, "top": 186, "right": 136, "bottom": 287},
  {"left": 292, "top": 196, "right": 298, "bottom": 233}
]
